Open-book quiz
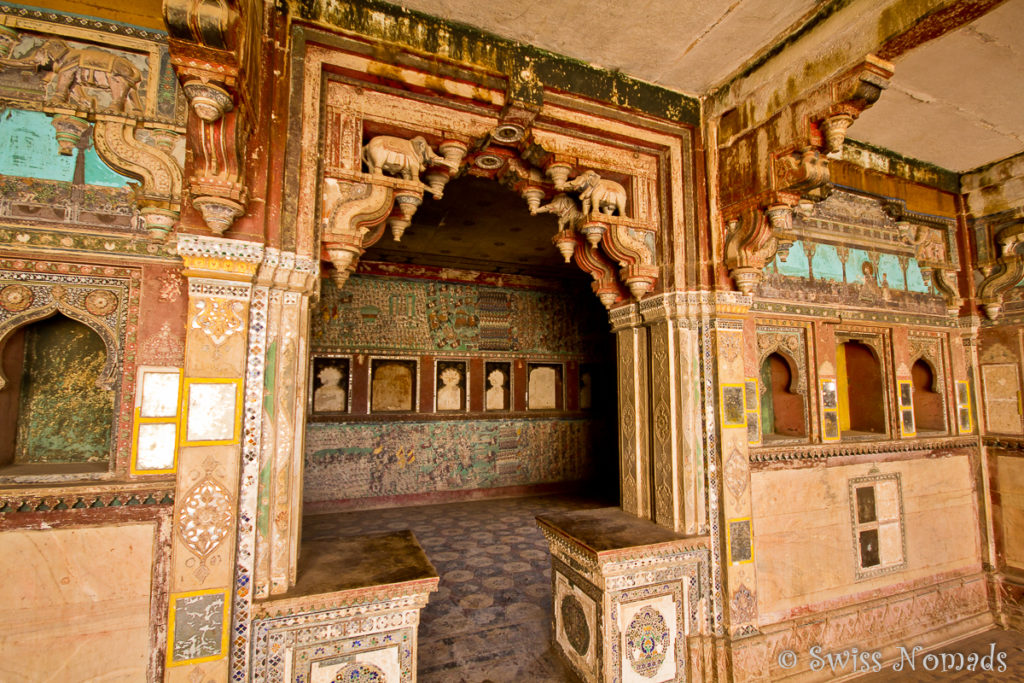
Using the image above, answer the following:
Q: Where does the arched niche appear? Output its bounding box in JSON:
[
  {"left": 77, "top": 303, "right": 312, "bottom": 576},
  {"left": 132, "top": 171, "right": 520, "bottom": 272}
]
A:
[
  {"left": 0, "top": 312, "right": 115, "bottom": 469},
  {"left": 759, "top": 351, "right": 806, "bottom": 439},
  {"left": 838, "top": 340, "right": 887, "bottom": 435},
  {"left": 911, "top": 357, "right": 946, "bottom": 433}
]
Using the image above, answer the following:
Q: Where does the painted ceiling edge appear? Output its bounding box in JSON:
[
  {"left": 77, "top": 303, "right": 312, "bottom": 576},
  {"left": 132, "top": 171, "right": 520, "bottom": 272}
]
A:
[{"left": 281, "top": 0, "right": 701, "bottom": 126}]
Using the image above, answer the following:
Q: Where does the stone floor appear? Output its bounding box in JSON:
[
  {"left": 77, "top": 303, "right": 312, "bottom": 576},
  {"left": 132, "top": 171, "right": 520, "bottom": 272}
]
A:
[
  {"left": 304, "top": 495, "right": 1024, "bottom": 683},
  {"left": 303, "top": 493, "right": 607, "bottom": 682}
]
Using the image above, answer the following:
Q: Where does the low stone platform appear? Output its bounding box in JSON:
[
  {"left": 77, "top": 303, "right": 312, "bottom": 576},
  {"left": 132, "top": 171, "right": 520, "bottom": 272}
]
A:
[
  {"left": 537, "top": 508, "right": 710, "bottom": 683},
  {"left": 249, "top": 530, "right": 438, "bottom": 682}
]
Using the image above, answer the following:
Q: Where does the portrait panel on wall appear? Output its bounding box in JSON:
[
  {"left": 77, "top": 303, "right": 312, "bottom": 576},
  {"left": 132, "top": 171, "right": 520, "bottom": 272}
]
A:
[
  {"left": 901, "top": 408, "right": 916, "bottom": 435},
  {"left": 528, "top": 363, "right": 563, "bottom": 410},
  {"left": 822, "top": 410, "right": 840, "bottom": 440},
  {"left": 436, "top": 360, "right": 467, "bottom": 412},
  {"left": 721, "top": 385, "right": 745, "bottom": 426},
  {"left": 370, "top": 358, "right": 418, "bottom": 412},
  {"left": 957, "top": 381, "right": 970, "bottom": 406},
  {"left": 310, "top": 356, "right": 350, "bottom": 414},
  {"left": 899, "top": 381, "right": 913, "bottom": 408},
  {"left": 821, "top": 379, "right": 838, "bottom": 409},
  {"left": 485, "top": 361, "right": 511, "bottom": 411}
]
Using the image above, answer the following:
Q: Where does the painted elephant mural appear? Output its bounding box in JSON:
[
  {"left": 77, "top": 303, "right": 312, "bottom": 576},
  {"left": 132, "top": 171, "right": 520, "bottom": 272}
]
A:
[
  {"left": 564, "top": 169, "right": 627, "bottom": 217},
  {"left": 1, "top": 38, "right": 143, "bottom": 114},
  {"left": 362, "top": 135, "right": 450, "bottom": 181}
]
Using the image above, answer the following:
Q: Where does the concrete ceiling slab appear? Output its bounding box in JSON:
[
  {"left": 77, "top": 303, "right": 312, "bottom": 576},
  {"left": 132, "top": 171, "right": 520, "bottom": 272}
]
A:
[
  {"left": 392, "top": 0, "right": 816, "bottom": 95},
  {"left": 850, "top": 0, "right": 1024, "bottom": 172}
]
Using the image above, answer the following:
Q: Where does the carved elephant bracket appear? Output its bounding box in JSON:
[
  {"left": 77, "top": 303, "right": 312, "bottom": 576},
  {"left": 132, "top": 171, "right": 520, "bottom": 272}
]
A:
[
  {"left": 565, "top": 231, "right": 629, "bottom": 309},
  {"left": 977, "top": 216, "right": 1024, "bottom": 319}
]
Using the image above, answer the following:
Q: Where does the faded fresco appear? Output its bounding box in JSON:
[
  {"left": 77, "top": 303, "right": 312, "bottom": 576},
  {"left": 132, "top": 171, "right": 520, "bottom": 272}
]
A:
[
  {"left": 304, "top": 419, "right": 600, "bottom": 505},
  {"left": 312, "top": 274, "right": 606, "bottom": 356},
  {"left": 15, "top": 315, "right": 113, "bottom": 463}
]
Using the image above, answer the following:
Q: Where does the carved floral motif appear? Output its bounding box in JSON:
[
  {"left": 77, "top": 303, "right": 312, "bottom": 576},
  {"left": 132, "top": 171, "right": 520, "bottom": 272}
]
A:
[
  {"left": 191, "top": 297, "right": 245, "bottom": 345},
  {"left": 178, "top": 457, "right": 235, "bottom": 583}
]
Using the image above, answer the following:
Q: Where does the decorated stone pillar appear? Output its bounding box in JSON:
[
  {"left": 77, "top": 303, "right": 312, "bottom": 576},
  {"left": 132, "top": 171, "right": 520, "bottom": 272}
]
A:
[
  {"left": 250, "top": 249, "right": 319, "bottom": 599},
  {"left": 166, "top": 234, "right": 263, "bottom": 681},
  {"left": 639, "top": 292, "right": 706, "bottom": 535},
  {"left": 704, "top": 293, "right": 760, "bottom": 644},
  {"left": 610, "top": 303, "right": 651, "bottom": 520}
]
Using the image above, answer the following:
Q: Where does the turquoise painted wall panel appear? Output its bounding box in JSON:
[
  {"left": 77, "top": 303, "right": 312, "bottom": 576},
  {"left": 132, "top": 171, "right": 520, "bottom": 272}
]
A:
[
  {"left": 0, "top": 110, "right": 75, "bottom": 181},
  {"left": 776, "top": 240, "right": 810, "bottom": 278},
  {"left": 304, "top": 418, "right": 600, "bottom": 503},
  {"left": 0, "top": 109, "right": 130, "bottom": 187},
  {"left": 878, "top": 253, "right": 906, "bottom": 290},
  {"left": 811, "top": 244, "right": 844, "bottom": 282},
  {"left": 905, "top": 258, "right": 930, "bottom": 293},
  {"left": 846, "top": 249, "right": 869, "bottom": 284}
]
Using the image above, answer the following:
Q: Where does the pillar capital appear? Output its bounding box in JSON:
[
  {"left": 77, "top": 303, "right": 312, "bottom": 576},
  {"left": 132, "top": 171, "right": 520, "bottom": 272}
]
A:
[{"left": 177, "top": 233, "right": 264, "bottom": 282}]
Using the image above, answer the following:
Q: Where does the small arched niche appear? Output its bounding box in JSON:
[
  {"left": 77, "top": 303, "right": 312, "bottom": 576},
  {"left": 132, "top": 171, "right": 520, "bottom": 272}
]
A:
[
  {"left": 0, "top": 313, "right": 114, "bottom": 472},
  {"left": 838, "top": 340, "right": 886, "bottom": 436},
  {"left": 760, "top": 352, "right": 806, "bottom": 439},
  {"left": 912, "top": 358, "right": 946, "bottom": 433}
]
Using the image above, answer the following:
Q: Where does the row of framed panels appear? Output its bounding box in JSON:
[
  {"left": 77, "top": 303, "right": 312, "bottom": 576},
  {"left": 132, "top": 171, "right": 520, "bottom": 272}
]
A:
[{"left": 310, "top": 354, "right": 600, "bottom": 415}]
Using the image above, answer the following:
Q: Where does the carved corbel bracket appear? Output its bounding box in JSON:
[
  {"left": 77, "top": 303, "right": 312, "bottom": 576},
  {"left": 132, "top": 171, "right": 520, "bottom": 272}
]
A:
[
  {"left": 569, "top": 232, "right": 629, "bottom": 309},
  {"left": 91, "top": 114, "right": 184, "bottom": 240},
  {"left": 724, "top": 204, "right": 781, "bottom": 294},
  {"left": 601, "top": 220, "right": 658, "bottom": 300},
  {"left": 320, "top": 177, "right": 397, "bottom": 288},
  {"left": 819, "top": 55, "right": 894, "bottom": 156},
  {"left": 977, "top": 215, "right": 1024, "bottom": 319},
  {"left": 773, "top": 147, "right": 831, "bottom": 201}
]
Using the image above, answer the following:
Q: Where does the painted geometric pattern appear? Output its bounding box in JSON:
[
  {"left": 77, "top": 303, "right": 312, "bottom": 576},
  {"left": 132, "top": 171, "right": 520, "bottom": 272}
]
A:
[
  {"left": 561, "top": 593, "right": 590, "bottom": 657},
  {"left": 304, "top": 419, "right": 600, "bottom": 504},
  {"left": 626, "top": 605, "right": 670, "bottom": 678},
  {"left": 336, "top": 663, "right": 386, "bottom": 682},
  {"left": 312, "top": 274, "right": 603, "bottom": 355}
]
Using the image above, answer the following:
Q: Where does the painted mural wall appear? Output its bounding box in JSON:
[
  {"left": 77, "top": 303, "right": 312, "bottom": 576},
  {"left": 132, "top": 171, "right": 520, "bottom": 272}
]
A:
[{"left": 305, "top": 267, "right": 616, "bottom": 509}]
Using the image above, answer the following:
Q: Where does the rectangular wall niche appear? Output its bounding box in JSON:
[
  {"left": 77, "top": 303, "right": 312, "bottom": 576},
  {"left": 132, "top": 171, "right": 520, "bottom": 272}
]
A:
[
  {"left": 370, "top": 358, "right": 418, "bottom": 412},
  {"left": 527, "top": 363, "right": 564, "bottom": 410},
  {"left": 310, "top": 355, "right": 351, "bottom": 414},
  {"left": 484, "top": 361, "right": 511, "bottom": 411},
  {"left": 435, "top": 360, "right": 467, "bottom": 412},
  {"left": 849, "top": 473, "right": 906, "bottom": 579}
]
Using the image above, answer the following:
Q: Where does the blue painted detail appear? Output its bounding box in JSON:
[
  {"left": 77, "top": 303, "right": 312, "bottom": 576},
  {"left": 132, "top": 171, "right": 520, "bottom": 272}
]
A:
[
  {"left": 83, "top": 146, "right": 130, "bottom": 187},
  {"left": 811, "top": 244, "right": 844, "bottom": 282},
  {"left": 905, "top": 258, "right": 929, "bottom": 293},
  {"left": 776, "top": 240, "right": 810, "bottom": 277},
  {"left": 0, "top": 109, "right": 75, "bottom": 181},
  {"left": 0, "top": 109, "right": 131, "bottom": 187},
  {"left": 845, "top": 248, "right": 870, "bottom": 284},
  {"left": 878, "top": 253, "right": 905, "bottom": 290}
]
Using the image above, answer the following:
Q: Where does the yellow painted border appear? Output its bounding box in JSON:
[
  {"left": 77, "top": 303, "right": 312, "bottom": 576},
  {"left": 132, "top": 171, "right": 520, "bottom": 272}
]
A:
[
  {"left": 180, "top": 378, "right": 243, "bottom": 447},
  {"left": 131, "top": 368, "right": 183, "bottom": 475},
  {"left": 166, "top": 588, "right": 231, "bottom": 667},
  {"left": 957, "top": 380, "right": 974, "bottom": 434},
  {"left": 820, "top": 378, "right": 841, "bottom": 442},
  {"left": 721, "top": 383, "right": 746, "bottom": 428},
  {"left": 897, "top": 379, "right": 914, "bottom": 409},
  {"left": 130, "top": 410, "right": 179, "bottom": 475},
  {"left": 727, "top": 517, "right": 754, "bottom": 565}
]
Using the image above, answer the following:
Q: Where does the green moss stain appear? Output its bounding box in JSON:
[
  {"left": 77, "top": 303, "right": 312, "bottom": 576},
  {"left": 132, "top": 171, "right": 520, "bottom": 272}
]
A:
[
  {"left": 15, "top": 315, "right": 113, "bottom": 463},
  {"left": 264, "top": 340, "right": 277, "bottom": 419},
  {"left": 291, "top": 0, "right": 699, "bottom": 124},
  {"left": 843, "top": 139, "right": 960, "bottom": 193}
]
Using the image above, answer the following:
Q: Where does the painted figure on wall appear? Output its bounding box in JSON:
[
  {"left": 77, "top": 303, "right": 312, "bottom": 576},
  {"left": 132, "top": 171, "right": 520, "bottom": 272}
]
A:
[
  {"left": 437, "top": 366, "right": 464, "bottom": 411},
  {"left": 314, "top": 366, "right": 346, "bottom": 413},
  {"left": 528, "top": 365, "right": 560, "bottom": 410},
  {"left": 579, "top": 371, "right": 592, "bottom": 410},
  {"left": 486, "top": 368, "right": 507, "bottom": 410}
]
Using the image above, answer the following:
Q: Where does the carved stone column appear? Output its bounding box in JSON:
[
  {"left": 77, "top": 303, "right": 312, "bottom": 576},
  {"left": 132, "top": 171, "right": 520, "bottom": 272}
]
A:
[
  {"left": 250, "top": 249, "right": 319, "bottom": 599},
  {"left": 166, "top": 234, "right": 263, "bottom": 681},
  {"left": 640, "top": 293, "right": 705, "bottom": 534},
  {"left": 610, "top": 304, "right": 651, "bottom": 520}
]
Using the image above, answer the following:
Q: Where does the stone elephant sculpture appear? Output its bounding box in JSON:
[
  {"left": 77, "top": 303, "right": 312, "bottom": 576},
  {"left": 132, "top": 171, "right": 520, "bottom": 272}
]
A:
[
  {"left": 564, "top": 169, "right": 627, "bottom": 217},
  {"left": 2, "top": 38, "right": 143, "bottom": 114},
  {"left": 532, "top": 193, "right": 583, "bottom": 232},
  {"left": 362, "top": 135, "right": 450, "bottom": 181}
]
